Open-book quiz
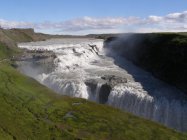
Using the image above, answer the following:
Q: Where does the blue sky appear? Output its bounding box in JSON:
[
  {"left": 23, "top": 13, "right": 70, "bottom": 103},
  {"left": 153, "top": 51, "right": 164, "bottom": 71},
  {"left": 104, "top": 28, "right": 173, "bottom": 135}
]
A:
[{"left": 0, "top": 0, "right": 187, "bottom": 34}]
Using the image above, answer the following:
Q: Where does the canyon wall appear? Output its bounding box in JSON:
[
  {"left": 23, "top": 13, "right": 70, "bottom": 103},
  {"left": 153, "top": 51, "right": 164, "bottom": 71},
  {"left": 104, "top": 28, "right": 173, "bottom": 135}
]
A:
[{"left": 104, "top": 33, "right": 187, "bottom": 94}]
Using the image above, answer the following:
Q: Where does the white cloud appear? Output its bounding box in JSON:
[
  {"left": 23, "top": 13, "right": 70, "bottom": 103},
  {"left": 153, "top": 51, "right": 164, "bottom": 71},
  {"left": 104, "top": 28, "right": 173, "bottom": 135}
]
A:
[
  {"left": 0, "top": 19, "right": 34, "bottom": 29},
  {"left": 0, "top": 10, "right": 187, "bottom": 34},
  {"left": 145, "top": 11, "right": 187, "bottom": 24},
  {"left": 147, "top": 16, "right": 163, "bottom": 23},
  {"left": 166, "top": 11, "right": 187, "bottom": 21},
  {"left": 58, "top": 16, "right": 139, "bottom": 31}
]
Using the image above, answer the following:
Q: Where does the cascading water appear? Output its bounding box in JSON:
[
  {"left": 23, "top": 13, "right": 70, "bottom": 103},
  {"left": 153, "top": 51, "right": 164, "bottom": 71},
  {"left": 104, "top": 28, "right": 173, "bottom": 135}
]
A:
[{"left": 18, "top": 38, "right": 187, "bottom": 132}]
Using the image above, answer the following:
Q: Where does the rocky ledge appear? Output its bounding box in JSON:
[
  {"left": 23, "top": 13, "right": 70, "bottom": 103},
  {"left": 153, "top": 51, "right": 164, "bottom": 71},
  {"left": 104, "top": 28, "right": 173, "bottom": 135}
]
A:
[
  {"left": 15, "top": 50, "right": 57, "bottom": 74},
  {"left": 13, "top": 50, "right": 56, "bottom": 62},
  {"left": 85, "top": 75, "right": 127, "bottom": 104}
]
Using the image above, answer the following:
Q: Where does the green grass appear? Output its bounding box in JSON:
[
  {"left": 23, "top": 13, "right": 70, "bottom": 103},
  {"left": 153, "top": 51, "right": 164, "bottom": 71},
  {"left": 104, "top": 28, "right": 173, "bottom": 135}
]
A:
[
  {"left": 0, "top": 43, "right": 21, "bottom": 60},
  {"left": 0, "top": 43, "right": 11, "bottom": 59},
  {"left": 2, "top": 29, "right": 34, "bottom": 43}
]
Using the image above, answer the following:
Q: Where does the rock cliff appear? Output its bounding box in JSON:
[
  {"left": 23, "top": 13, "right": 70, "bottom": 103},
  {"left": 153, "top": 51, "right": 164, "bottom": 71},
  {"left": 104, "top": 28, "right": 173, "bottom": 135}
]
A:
[{"left": 105, "top": 33, "right": 187, "bottom": 94}]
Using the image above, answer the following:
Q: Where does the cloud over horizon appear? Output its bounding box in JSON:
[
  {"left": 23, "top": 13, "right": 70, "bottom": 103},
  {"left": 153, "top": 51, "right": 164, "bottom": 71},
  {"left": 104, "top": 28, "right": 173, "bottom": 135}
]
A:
[{"left": 1, "top": 10, "right": 187, "bottom": 34}]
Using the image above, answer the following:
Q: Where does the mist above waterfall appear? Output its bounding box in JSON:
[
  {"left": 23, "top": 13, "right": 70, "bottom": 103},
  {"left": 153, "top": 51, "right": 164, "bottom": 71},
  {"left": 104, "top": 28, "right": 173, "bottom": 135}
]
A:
[
  {"left": 104, "top": 34, "right": 147, "bottom": 63},
  {"left": 18, "top": 38, "right": 187, "bottom": 132}
]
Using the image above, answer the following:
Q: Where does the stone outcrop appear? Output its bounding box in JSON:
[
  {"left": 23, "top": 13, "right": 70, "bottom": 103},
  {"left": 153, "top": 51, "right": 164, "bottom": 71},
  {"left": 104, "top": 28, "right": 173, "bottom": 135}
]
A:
[
  {"left": 88, "top": 44, "right": 99, "bottom": 55},
  {"left": 16, "top": 50, "right": 57, "bottom": 74},
  {"left": 85, "top": 75, "right": 127, "bottom": 104},
  {"left": 13, "top": 50, "right": 56, "bottom": 63},
  {"left": 101, "top": 75, "right": 127, "bottom": 87}
]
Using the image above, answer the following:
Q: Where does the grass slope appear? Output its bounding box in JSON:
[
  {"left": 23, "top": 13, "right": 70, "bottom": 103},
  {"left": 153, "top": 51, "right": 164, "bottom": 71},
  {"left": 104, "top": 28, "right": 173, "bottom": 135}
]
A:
[{"left": 0, "top": 30, "right": 187, "bottom": 139}]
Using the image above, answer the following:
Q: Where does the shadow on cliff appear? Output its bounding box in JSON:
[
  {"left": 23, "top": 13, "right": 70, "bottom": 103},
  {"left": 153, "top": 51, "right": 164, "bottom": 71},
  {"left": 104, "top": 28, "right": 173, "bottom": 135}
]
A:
[{"left": 104, "top": 33, "right": 187, "bottom": 99}]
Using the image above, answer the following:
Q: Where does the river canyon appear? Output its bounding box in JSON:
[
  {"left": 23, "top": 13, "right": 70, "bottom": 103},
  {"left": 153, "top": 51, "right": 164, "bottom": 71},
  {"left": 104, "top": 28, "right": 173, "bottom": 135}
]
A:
[{"left": 17, "top": 38, "right": 187, "bottom": 132}]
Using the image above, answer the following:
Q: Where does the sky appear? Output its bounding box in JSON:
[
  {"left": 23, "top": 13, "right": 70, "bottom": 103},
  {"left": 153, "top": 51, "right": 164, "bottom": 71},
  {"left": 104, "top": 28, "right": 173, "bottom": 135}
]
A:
[{"left": 0, "top": 0, "right": 187, "bottom": 35}]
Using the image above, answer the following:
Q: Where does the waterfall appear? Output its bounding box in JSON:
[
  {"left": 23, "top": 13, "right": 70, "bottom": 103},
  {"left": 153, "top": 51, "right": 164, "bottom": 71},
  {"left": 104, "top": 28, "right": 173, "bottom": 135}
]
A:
[
  {"left": 95, "top": 83, "right": 102, "bottom": 101},
  {"left": 107, "top": 82, "right": 187, "bottom": 131},
  {"left": 18, "top": 38, "right": 187, "bottom": 132},
  {"left": 38, "top": 72, "right": 90, "bottom": 99}
]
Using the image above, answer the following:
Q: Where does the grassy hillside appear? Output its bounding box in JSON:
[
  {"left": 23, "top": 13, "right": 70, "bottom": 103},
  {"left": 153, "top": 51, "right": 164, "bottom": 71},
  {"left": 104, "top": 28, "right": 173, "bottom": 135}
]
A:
[
  {"left": 0, "top": 28, "right": 51, "bottom": 49},
  {"left": 0, "top": 29, "right": 187, "bottom": 139}
]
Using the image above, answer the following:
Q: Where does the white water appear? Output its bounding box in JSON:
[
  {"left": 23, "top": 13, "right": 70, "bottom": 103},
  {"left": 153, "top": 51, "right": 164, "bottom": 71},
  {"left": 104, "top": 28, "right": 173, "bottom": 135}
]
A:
[{"left": 18, "top": 38, "right": 187, "bottom": 132}]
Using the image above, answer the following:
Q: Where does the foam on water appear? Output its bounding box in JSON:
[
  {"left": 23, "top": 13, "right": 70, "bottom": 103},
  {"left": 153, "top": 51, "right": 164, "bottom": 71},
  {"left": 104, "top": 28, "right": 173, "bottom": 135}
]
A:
[{"left": 18, "top": 38, "right": 187, "bottom": 132}]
